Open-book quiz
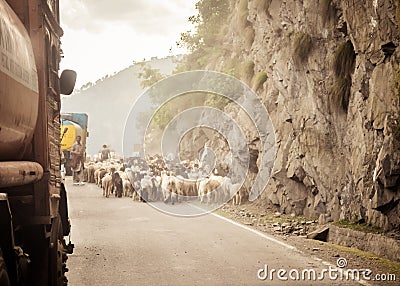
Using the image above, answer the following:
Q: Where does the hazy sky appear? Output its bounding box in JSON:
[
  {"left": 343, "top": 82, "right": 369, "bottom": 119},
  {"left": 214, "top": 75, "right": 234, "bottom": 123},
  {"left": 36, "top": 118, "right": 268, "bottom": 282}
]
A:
[{"left": 59, "top": 0, "right": 198, "bottom": 87}]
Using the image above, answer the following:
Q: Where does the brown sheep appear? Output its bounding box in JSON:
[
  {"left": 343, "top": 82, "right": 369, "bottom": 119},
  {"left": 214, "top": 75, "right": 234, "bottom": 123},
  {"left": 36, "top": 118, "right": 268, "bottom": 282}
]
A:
[
  {"left": 198, "top": 178, "right": 222, "bottom": 204},
  {"left": 101, "top": 174, "right": 112, "bottom": 197}
]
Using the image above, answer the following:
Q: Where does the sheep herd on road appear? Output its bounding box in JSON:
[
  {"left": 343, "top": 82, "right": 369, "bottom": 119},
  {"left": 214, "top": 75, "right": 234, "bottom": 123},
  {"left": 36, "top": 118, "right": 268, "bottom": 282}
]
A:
[{"left": 82, "top": 156, "right": 248, "bottom": 206}]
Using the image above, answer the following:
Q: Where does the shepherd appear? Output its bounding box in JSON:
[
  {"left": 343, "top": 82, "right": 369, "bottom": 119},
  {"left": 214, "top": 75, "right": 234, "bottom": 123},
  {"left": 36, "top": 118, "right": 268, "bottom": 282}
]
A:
[
  {"left": 100, "top": 144, "right": 111, "bottom": 162},
  {"left": 71, "top": 135, "right": 85, "bottom": 185}
]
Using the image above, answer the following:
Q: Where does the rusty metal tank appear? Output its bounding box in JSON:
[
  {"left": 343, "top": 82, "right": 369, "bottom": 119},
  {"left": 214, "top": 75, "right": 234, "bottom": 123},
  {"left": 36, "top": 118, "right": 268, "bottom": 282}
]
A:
[
  {"left": 60, "top": 120, "right": 84, "bottom": 151},
  {"left": 0, "top": 0, "right": 39, "bottom": 161}
]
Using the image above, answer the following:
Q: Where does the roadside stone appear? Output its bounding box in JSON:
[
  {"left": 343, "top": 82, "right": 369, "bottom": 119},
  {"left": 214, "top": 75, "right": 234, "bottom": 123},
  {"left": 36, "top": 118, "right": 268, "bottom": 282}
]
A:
[
  {"left": 284, "top": 226, "right": 294, "bottom": 233},
  {"left": 306, "top": 226, "right": 329, "bottom": 241}
]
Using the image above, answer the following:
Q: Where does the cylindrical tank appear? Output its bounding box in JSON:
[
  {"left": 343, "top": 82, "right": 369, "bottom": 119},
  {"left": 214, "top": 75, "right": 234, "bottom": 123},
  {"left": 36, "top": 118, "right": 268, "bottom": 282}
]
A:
[
  {"left": 0, "top": 0, "right": 39, "bottom": 161},
  {"left": 60, "top": 120, "right": 83, "bottom": 151},
  {"left": 61, "top": 120, "right": 83, "bottom": 176}
]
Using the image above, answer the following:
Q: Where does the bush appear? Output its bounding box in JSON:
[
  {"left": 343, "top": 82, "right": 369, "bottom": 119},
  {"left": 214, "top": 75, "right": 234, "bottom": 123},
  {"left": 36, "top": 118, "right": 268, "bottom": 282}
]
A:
[
  {"left": 331, "top": 41, "right": 356, "bottom": 112},
  {"left": 244, "top": 26, "right": 255, "bottom": 49},
  {"left": 395, "top": 66, "right": 400, "bottom": 98},
  {"left": 334, "top": 220, "right": 386, "bottom": 234},
  {"left": 390, "top": 117, "right": 400, "bottom": 150},
  {"left": 253, "top": 71, "right": 268, "bottom": 91},
  {"left": 222, "top": 67, "right": 237, "bottom": 77},
  {"left": 333, "top": 41, "right": 356, "bottom": 79},
  {"left": 331, "top": 76, "right": 352, "bottom": 112},
  {"left": 241, "top": 61, "right": 255, "bottom": 83},
  {"left": 205, "top": 93, "right": 231, "bottom": 110},
  {"left": 293, "top": 32, "right": 313, "bottom": 64},
  {"left": 238, "top": 0, "right": 251, "bottom": 28},
  {"left": 320, "top": 0, "right": 336, "bottom": 24},
  {"left": 396, "top": 0, "right": 400, "bottom": 31}
]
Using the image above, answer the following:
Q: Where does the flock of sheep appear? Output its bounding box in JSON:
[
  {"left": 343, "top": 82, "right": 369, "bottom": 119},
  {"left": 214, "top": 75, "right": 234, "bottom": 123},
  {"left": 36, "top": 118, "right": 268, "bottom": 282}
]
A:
[{"left": 82, "top": 156, "right": 248, "bottom": 206}]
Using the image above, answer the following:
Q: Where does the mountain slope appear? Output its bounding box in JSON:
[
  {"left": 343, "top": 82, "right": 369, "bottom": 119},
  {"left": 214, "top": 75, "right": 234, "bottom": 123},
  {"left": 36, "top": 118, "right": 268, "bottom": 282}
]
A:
[{"left": 61, "top": 56, "right": 178, "bottom": 156}]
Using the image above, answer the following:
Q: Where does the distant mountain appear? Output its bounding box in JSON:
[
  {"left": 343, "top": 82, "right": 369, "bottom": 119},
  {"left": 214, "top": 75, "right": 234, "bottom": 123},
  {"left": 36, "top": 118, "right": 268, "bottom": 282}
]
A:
[{"left": 61, "top": 56, "right": 179, "bottom": 157}]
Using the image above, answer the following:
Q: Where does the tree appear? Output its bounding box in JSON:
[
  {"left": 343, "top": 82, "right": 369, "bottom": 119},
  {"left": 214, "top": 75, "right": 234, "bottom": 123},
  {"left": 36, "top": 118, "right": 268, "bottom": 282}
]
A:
[
  {"left": 137, "top": 62, "right": 172, "bottom": 129},
  {"left": 176, "top": 0, "right": 231, "bottom": 71},
  {"left": 137, "top": 62, "right": 165, "bottom": 89}
]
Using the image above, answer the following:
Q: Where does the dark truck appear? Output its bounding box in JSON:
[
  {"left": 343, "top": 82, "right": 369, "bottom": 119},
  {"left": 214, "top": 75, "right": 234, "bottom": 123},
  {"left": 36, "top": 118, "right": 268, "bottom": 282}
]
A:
[{"left": 0, "top": 0, "right": 76, "bottom": 285}]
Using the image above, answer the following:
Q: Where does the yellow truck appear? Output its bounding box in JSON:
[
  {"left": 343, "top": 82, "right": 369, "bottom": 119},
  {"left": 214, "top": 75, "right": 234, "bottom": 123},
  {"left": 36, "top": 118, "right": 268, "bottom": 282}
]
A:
[{"left": 61, "top": 113, "right": 89, "bottom": 176}]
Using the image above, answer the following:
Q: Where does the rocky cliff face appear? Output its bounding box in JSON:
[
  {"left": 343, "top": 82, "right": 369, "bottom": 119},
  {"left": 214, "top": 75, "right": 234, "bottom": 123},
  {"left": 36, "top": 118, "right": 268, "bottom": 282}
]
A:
[{"left": 190, "top": 0, "right": 400, "bottom": 230}]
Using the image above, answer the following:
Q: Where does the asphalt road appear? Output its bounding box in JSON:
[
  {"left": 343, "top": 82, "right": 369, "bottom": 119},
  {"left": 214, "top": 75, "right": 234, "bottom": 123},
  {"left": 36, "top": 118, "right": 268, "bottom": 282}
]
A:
[{"left": 65, "top": 178, "right": 361, "bottom": 286}]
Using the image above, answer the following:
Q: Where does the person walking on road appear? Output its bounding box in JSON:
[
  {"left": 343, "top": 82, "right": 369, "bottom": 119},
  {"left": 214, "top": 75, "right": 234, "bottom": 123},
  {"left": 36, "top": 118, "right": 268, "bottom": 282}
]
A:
[
  {"left": 100, "top": 144, "right": 111, "bottom": 162},
  {"left": 71, "top": 135, "right": 85, "bottom": 185}
]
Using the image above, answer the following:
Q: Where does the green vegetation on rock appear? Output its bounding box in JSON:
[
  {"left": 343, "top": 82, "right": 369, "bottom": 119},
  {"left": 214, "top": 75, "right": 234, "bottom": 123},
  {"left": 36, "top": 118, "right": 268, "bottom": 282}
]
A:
[
  {"left": 391, "top": 119, "right": 400, "bottom": 150},
  {"left": 176, "top": 0, "right": 231, "bottom": 71},
  {"left": 241, "top": 61, "right": 255, "bottom": 83},
  {"left": 253, "top": 71, "right": 268, "bottom": 91},
  {"left": 292, "top": 32, "right": 313, "bottom": 65},
  {"left": 324, "top": 242, "right": 400, "bottom": 277},
  {"left": 333, "top": 41, "right": 356, "bottom": 79},
  {"left": 396, "top": 0, "right": 400, "bottom": 31},
  {"left": 392, "top": 66, "right": 400, "bottom": 149},
  {"left": 333, "top": 220, "right": 386, "bottom": 234},
  {"left": 320, "top": 0, "right": 336, "bottom": 24},
  {"left": 238, "top": 0, "right": 250, "bottom": 29},
  {"left": 137, "top": 62, "right": 165, "bottom": 89},
  {"left": 331, "top": 41, "right": 356, "bottom": 112}
]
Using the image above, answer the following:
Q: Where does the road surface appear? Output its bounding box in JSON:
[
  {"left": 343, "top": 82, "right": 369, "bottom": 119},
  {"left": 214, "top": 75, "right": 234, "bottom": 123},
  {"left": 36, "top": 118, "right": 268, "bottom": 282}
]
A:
[{"left": 65, "top": 178, "right": 362, "bottom": 285}]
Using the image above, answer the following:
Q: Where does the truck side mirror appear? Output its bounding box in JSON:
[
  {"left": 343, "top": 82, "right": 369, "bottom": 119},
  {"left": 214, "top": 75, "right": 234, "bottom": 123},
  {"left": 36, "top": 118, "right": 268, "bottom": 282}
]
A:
[{"left": 60, "top": 69, "right": 77, "bottom": 95}]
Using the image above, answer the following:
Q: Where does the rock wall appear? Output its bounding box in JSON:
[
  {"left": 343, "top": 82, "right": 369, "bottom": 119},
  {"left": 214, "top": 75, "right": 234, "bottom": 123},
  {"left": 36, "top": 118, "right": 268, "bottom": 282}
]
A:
[{"left": 190, "top": 0, "right": 400, "bottom": 230}]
